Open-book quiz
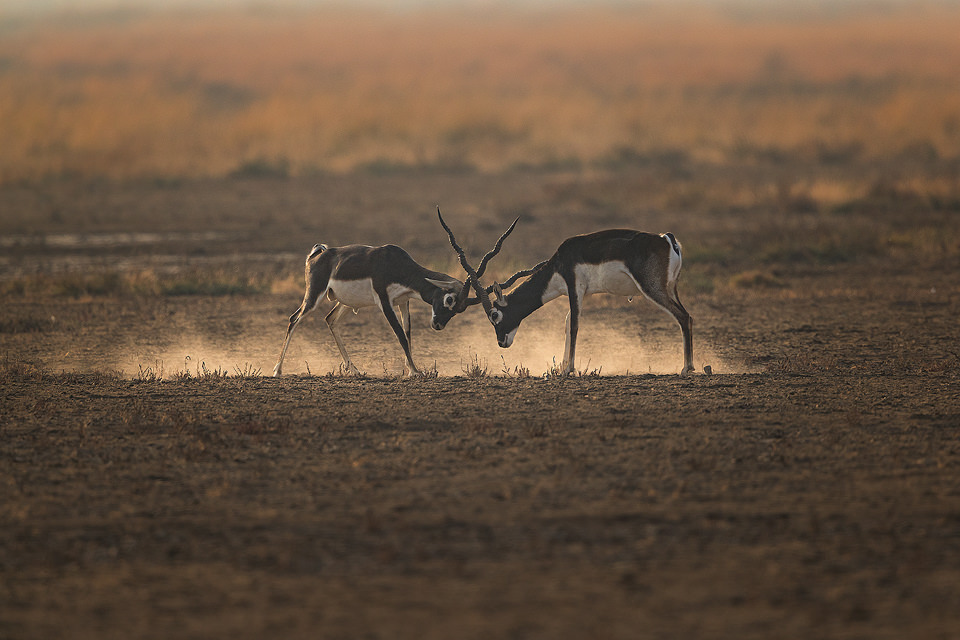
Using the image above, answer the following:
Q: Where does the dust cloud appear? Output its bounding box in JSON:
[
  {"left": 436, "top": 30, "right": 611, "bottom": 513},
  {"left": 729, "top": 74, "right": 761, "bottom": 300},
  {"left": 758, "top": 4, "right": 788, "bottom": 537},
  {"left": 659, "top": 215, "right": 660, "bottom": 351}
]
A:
[{"left": 107, "top": 298, "right": 748, "bottom": 379}]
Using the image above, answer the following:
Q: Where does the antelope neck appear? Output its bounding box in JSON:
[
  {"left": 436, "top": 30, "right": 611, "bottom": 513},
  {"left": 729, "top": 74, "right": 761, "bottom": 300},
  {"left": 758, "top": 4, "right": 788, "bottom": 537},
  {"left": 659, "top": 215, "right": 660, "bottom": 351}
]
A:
[{"left": 502, "top": 260, "right": 559, "bottom": 320}]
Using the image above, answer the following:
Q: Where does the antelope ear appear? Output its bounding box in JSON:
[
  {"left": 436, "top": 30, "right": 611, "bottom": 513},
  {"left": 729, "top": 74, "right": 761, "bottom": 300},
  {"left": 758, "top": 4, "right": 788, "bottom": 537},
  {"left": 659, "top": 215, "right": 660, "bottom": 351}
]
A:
[
  {"left": 426, "top": 278, "right": 461, "bottom": 292},
  {"left": 492, "top": 282, "right": 507, "bottom": 306}
]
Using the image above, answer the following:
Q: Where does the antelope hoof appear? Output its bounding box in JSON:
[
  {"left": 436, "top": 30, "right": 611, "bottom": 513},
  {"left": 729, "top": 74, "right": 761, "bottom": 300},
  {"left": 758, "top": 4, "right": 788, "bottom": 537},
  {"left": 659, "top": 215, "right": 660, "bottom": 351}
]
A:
[
  {"left": 272, "top": 366, "right": 282, "bottom": 377},
  {"left": 679, "top": 365, "right": 695, "bottom": 378}
]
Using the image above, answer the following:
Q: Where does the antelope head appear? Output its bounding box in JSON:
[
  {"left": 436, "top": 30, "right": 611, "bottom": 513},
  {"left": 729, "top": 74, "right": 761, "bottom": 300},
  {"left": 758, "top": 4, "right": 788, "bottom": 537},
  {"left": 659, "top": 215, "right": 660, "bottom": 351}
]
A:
[
  {"left": 425, "top": 272, "right": 487, "bottom": 330},
  {"left": 436, "top": 207, "right": 531, "bottom": 325}
]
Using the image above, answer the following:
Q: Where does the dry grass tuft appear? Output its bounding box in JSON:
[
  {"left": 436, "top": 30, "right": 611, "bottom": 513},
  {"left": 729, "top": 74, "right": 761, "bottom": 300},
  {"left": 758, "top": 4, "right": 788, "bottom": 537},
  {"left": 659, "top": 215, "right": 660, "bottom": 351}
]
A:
[
  {"left": 233, "top": 363, "right": 262, "bottom": 379},
  {"left": 461, "top": 354, "right": 489, "bottom": 379},
  {"left": 542, "top": 358, "right": 566, "bottom": 379},
  {"left": 730, "top": 270, "right": 787, "bottom": 289},
  {"left": 417, "top": 364, "right": 440, "bottom": 379},
  {"left": 136, "top": 360, "right": 165, "bottom": 382},
  {"left": 501, "top": 357, "right": 531, "bottom": 379},
  {"left": 0, "top": 356, "right": 45, "bottom": 382}
]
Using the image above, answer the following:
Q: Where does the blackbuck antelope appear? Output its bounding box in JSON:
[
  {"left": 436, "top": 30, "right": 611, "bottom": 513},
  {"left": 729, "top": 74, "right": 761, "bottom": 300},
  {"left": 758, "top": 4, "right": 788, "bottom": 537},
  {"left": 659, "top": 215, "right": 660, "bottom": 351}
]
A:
[
  {"left": 273, "top": 242, "right": 473, "bottom": 377},
  {"left": 439, "top": 211, "right": 695, "bottom": 376}
]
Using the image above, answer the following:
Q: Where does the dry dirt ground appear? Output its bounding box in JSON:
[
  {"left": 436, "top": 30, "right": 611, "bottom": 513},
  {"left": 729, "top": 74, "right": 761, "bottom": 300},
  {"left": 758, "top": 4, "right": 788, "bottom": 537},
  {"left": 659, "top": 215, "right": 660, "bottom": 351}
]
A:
[{"left": 2, "top": 172, "right": 960, "bottom": 639}]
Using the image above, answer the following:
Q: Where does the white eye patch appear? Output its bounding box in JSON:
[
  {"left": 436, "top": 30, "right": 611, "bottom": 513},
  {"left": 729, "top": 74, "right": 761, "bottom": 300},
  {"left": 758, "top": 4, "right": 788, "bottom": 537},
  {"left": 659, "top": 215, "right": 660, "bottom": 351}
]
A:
[
  {"left": 490, "top": 309, "right": 503, "bottom": 325},
  {"left": 443, "top": 293, "right": 457, "bottom": 310}
]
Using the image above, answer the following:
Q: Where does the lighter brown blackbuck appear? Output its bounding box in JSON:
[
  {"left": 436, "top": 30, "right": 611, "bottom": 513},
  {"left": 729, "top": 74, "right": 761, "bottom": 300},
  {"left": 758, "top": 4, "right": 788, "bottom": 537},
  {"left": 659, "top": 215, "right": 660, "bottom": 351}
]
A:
[{"left": 273, "top": 242, "right": 471, "bottom": 377}]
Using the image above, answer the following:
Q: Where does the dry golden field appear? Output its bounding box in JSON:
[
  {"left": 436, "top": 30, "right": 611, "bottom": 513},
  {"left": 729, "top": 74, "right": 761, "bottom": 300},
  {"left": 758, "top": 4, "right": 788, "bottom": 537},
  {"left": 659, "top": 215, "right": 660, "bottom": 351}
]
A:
[
  {"left": 2, "top": 2, "right": 960, "bottom": 182},
  {"left": 2, "top": 3, "right": 960, "bottom": 639}
]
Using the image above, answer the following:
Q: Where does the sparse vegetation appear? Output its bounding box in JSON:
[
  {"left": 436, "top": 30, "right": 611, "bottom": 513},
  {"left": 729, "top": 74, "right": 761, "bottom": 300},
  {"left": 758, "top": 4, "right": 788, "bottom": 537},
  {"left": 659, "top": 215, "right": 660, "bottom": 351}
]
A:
[
  {"left": 233, "top": 363, "right": 262, "bottom": 379},
  {"left": 418, "top": 363, "right": 440, "bottom": 379},
  {"left": 0, "top": 315, "right": 55, "bottom": 333},
  {"left": 136, "top": 359, "right": 264, "bottom": 382},
  {"left": 729, "top": 270, "right": 786, "bottom": 289},
  {"left": 501, "top": 356, "right": 531, "bottom": 379},
  {"left": 135, "top": 360, "right": 165, "bottom": 382},
  {"left": 543, "top": 358, "right": 566, "bottom": 379},
  {"left": 326, "top": 363, "right": 364, "bottom": 378},
  {"left": 461, "top": 354, "right": 488, "bottom": 379},
  {"left": 574, "top": 363, "right": 603, "bottom": 378},
  {"left": 171, "top": 360, "right": 230, "bottom": 381},
  {"left": 0, "top": 355, "right": 45, "bottom": 381},
  {"left": 0, "top": 269, "right": 272, "bottom": 299}
]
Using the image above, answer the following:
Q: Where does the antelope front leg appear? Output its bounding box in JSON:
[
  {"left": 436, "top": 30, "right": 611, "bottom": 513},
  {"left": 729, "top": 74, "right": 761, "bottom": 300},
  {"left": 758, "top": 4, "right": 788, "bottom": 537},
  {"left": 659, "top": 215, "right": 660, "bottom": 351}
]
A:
[
  {"left": 273, "top": 308, "right": 302, "bottom": 377},
  {"left": 274, "top": 302, "right": 312, "bottom": 377},
  {"left": 380, "top": 295, "right": 421, "bottom": 376},
  {"left": 398, "top": 301, "right": 412, "bottom": 350},
  {"left": 274, "top": 274, "right": 327, "bottom": 376},
  {"left": 561, "top": 288, "right": 581, "bottom": 376},
  {"left": 325, "top": 303, "right": 361, "bottom": 375}
]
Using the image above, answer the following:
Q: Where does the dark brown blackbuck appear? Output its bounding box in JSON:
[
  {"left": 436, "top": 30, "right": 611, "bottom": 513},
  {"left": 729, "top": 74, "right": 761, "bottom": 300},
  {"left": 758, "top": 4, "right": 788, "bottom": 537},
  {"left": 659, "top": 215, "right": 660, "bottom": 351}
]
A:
[{"left": 439, "top": 209, "right": 695, "bottom": 376}]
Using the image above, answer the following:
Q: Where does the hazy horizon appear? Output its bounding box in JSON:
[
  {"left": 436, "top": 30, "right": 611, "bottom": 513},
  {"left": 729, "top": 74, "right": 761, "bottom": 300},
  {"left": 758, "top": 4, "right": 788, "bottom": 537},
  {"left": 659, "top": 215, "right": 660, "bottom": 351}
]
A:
[{"left": 4, "top": 0, "right": 956, "bottom": 16}]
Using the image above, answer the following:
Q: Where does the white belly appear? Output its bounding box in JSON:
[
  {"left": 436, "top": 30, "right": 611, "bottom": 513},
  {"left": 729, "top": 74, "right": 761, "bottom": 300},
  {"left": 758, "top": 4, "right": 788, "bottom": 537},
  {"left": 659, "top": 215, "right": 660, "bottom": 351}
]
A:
[
  {"left": 386, "top": 283, "right": 417, "bottom": 306},
  {"left": 542, "top": 262, "right": 640, "bottom": 302},
  {"left": 578, "top": 262, "right": 641, "bottom": 296},
  {"left": 327, "top": 278, "right": 377, "bottom": 308},
  {"left": 540, "top": 262, "right": 640, "bottom": 304}
]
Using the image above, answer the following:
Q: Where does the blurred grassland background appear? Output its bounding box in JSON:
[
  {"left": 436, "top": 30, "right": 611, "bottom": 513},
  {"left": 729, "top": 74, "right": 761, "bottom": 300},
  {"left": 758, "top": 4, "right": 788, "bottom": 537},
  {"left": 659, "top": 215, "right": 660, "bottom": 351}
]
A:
[
  {"left": 2, "top": 2, "right": 960, "bottom": 184},
  {"left": 1, "top": 1, "right": 960, "bottom": 308}
]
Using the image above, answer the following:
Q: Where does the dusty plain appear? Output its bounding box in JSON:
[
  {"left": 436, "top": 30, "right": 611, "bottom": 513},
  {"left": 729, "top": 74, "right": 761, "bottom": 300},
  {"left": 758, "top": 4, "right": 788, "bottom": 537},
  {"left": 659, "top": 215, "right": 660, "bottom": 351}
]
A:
[
  {"left": 2, "top": 3, "right": 960, "bottom": 639},
  {"left": 2, "top": 168, "right": 960, "bottom": 639}
]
